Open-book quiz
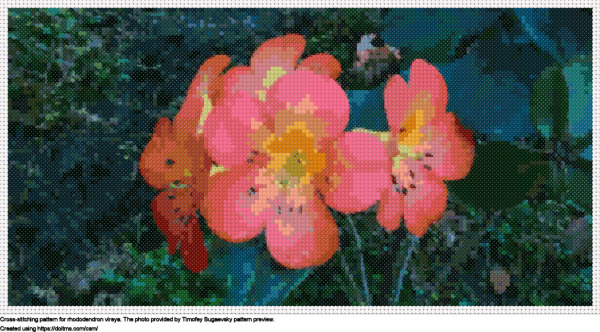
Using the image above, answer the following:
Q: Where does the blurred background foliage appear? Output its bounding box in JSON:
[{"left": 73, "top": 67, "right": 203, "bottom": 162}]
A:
[{"left": 8, "top": 8, "right": 592, "bottom": 306}]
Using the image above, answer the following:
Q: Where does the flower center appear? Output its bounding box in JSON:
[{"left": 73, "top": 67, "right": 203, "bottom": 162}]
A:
[{"left": 263, "top": 122, "right": 326, "bottom": 187}]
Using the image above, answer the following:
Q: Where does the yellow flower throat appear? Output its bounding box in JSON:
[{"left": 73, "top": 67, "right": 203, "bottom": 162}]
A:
[{"left": 263, "top": 122, "right": 326, "bottom": 187}]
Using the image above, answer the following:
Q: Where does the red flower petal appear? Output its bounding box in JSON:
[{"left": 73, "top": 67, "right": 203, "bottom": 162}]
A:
[
  {"left": 151, "top": 188, "right": 202, "bottom": 254},
  {"left": 180, "top": 221, "right": 209, "bottom": 273}
]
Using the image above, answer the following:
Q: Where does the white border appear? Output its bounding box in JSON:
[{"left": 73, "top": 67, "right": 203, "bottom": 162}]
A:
[{"left": 0, "top": 1, "right": 597, "bottom": 314}]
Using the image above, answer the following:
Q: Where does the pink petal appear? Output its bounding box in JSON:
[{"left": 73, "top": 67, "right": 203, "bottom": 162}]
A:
[
  {"left": 423, "top": 112, "right": 475, "bottom": 181},
  {"left": 384, "top": 74, "right": 411, "bottom": 132},
  {"left": 383, "top": 60, "right": 448, "bottom": 133},
  {"left": 225, "top": 70, "right": 269, "bottom": 102},
  {"left": 322, "top": 132, "right": 390, "bottom": 213},
  {"left": 202, "top": 165, "right": 271, "bottom": 243},
  {"left": 266, "top": 197, "right": 339, "bottom": 269},
  {"left": 265, "top": 70, "right": 349, "bottom": 139},
  {"left": 403, "top": 172, "right": 448, "bottom": 237},
  {"left": 376, "top": 186, "right": 404, "bottom": 231},
  {"left": 216, "top": 66, "right": 252, "bottom": 102},
  {"left": 203, "top": 92, "right": 266, "bottom": 168},
  {"left": 408, "top": 59, "right": 448, "bottom": 117}
]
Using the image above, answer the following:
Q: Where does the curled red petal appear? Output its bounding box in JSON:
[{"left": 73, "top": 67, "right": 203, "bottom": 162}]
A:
[{"left": 181, "top": 221, "right": 209, "bottom": 273}]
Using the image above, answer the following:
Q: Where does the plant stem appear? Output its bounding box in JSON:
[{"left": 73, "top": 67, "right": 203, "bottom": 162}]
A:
[
  {"left": 346, "top": 214, "right": 371, "bottom": 305},
  {"left": 394, "top": 234, "right": 419, "bottom": 305},
  {"left": 339, "top": 251, "right": 364, "bottom": 304}
]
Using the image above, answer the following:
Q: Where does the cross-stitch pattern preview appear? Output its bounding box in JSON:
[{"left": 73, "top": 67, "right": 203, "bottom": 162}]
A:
[{"left": 7, "top": 8, "right": 593, "bottom": 306}]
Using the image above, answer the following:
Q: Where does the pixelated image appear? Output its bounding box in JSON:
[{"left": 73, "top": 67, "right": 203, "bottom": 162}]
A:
[{"left": 8, "top": 8, "right": 593, "bottom": 306}]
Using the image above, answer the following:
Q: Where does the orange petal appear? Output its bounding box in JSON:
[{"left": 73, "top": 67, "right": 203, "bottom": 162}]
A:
[
  {"left": 140, "top": 118, "right": 209, "bottom": 190},
  {"left": 250, "top": 34, "right": 306, "bottom": 70},
  {"left": 140, "top": 119, "right": 177, "bottom": 189},
  {"left": 298, "top": 53, "right": 342, "bottom": 79},
  {"left": 174, "top": 55, "right": 230, "bottom": 136}
]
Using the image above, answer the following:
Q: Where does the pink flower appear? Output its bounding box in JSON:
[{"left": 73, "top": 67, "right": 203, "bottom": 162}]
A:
[
  {"left": 202, "top": 68, "right": 388, "bottom": 269},
  {"left": 215, "top": 34, "right": 342, "bottom": 105},
  {"left": 376, "top": 59, "right": 475, "bottom": 237}
]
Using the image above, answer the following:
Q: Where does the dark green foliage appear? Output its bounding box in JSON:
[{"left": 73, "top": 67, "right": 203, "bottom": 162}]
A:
[
  {"left": 530, "top": 64, "right": 569, "bottom": 140},
  {"left": 8, "top": 9, "right": 130, "bottom": 128},
  {"left": 447, "top": 141, "right": 549, "bottom": 211}
]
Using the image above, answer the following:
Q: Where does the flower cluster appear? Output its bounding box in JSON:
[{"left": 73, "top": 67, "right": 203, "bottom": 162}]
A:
[{"left": 139, "top": 34, "right": 474, "bottom": 272}]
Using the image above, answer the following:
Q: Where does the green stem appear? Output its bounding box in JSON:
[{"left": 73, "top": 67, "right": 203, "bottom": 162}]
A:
[
  {"left": 346, "top": 214, "right": 371, "bottom": 305},
  {"left": 394, "top": 235, "right": 419, "bottom": 305},
  {"left": 339, "top": 251, "right": 364, "bottom": 304}
]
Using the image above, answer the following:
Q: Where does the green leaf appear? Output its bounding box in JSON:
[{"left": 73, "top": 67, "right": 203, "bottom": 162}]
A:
[
  {"left": 205, "top": 236, "right": 311, "bottom": 306},
  {"left": 447, "top": 142, "right": 549, "bottom": 211},
  {"left": 530, "top": 64, "right": 569, "bottom": 139}
]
